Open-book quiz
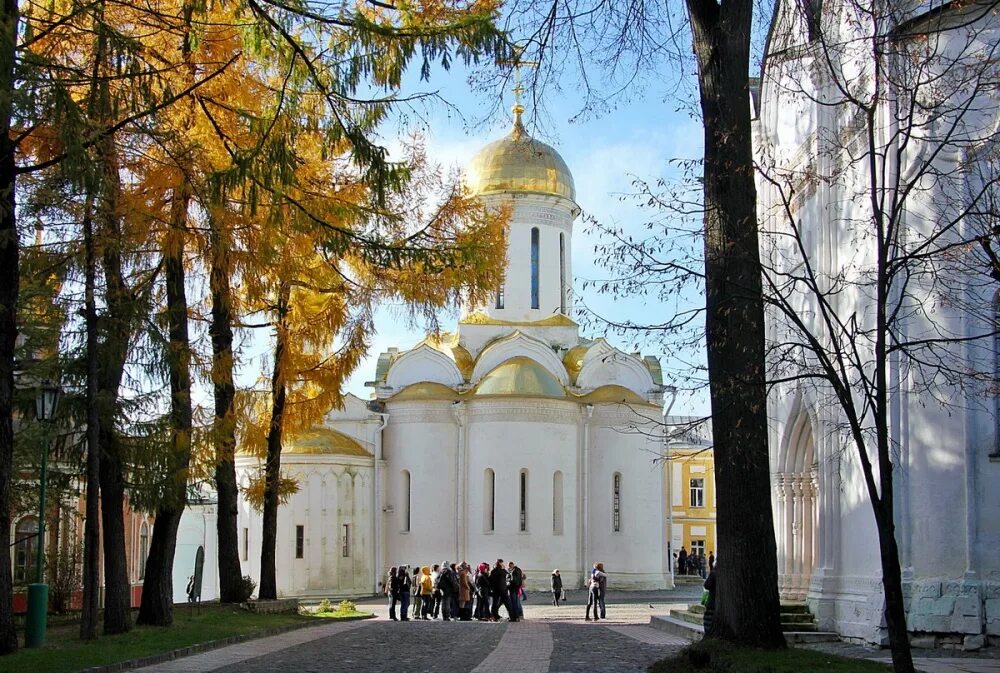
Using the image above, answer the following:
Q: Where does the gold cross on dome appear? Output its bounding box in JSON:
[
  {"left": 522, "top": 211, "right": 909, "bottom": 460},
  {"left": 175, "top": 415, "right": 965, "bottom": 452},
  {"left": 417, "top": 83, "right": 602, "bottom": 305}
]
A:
[{"left": 499, "top": 45, "right": 538, "bottom": 130}]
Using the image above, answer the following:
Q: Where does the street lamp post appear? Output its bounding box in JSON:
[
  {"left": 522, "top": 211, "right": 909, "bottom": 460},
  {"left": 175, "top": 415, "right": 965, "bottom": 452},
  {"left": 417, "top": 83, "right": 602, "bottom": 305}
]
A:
[{"left": 25, "top": 379, "right": 60, "bottom": 649}]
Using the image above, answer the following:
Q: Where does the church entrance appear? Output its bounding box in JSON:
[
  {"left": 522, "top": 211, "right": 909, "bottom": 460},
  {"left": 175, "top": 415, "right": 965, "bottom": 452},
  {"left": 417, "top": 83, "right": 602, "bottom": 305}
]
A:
[{"left": 777, "top": 413, "right": 818, "bottom": 601}]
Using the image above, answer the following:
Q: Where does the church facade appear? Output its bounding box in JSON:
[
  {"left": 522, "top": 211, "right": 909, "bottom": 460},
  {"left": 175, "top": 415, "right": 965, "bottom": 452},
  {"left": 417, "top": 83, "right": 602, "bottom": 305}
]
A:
[
  {"left": 229, "top": 109, "right": 672, "bottom": 597},
  {"left": 755, "top": 0, "right": 1000, "bottom": 647}
]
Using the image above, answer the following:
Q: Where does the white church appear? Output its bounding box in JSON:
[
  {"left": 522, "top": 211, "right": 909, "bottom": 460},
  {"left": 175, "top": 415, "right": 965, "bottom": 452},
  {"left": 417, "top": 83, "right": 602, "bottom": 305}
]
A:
[
  {"left": 755, "top": 0, "right": 1000, "bottom": 648},
  {"left": 208, "top": 106, "right": 672, "bottom": 598}
]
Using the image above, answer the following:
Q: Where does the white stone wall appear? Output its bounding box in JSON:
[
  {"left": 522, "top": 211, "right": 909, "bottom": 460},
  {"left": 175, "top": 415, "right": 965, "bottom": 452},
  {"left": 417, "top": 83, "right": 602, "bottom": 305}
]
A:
[
  {"left": 235, "top": 455, "right": 373, "bottom": 598},
  {"left": 757, "top": 0, "right": 1000, "bottom": 647}
]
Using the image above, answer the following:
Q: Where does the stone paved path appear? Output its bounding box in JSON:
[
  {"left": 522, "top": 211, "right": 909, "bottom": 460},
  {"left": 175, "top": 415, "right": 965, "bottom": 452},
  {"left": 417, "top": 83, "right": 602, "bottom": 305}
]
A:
[
  {"left": 131, "top": 598, "right": 691, "bottom": 673},
  {"left": 128, "top": 589, "right": 1000, "bottom": 673}
]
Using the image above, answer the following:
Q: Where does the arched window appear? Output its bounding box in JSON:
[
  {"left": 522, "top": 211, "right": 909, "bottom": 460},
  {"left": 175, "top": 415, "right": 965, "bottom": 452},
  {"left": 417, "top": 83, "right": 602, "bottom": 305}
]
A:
[
  {"left": 519, "top": 469, "right": 529, "bottom": 532},
  {"left": 530, "top": 228, "right": 540, "bottom": 309},
  {"left": 14, "top": 517, "right": 38, "bottom": 584},
  {"left": 139, "top": 521, "right": 150, "bottom": 580},
  {"left": 495, "top": 286, "right": 504, "bottom": 310},
  {"left": 552, "top": 471, "right": 564, "bottom": 535},
  {"left": 484, "top": 468, "right": 495, "bottom": 532},
  {"left": 612, "top": 473, "right": 622, "bottom": 532},
  {"left": 402, "top": 470, "right": 411, "bottom": 532},
  {"left": 559, "top": 233, "right": 566, "bottom": 314}
]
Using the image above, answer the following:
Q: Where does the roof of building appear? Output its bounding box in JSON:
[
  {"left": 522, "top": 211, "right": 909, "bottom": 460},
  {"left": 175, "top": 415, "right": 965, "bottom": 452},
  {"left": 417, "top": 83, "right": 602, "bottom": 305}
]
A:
[{"left": 473, "top": 356, "right": 565, "bottom": 398}]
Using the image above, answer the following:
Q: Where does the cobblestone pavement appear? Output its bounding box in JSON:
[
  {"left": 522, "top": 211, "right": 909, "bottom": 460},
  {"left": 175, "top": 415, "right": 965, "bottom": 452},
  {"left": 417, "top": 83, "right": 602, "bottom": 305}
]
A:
[
  {"left": 130, "top": 586, "right": 1000, "bottom": 673},
  {"left": 132, "top": 594, "right": 691, "bottom": 673}
]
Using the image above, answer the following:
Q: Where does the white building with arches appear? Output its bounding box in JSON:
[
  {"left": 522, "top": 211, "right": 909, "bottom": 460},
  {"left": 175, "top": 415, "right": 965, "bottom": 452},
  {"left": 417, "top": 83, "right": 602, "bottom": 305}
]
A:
[
  {"left": 755, "top": 0, "right": 1000, "bottom": 647},
  {"left": 228, "top": 109, "right": 672, "bottom": 597}
]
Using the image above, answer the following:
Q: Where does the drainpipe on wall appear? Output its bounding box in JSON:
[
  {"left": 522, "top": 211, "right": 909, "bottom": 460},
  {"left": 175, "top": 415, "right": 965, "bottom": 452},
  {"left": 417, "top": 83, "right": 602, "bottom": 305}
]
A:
[
  {"left": 452, "top": 402, "right": 467, "bottom": 564},
  {"left": 372, "top": 411, "right": 389, "bottom": 594},
  {"left": 662, "top": 386, "right": 677, "bottom": 588},
  {"left": 579, "top": 404, "right": 593, "bottom": 588}
]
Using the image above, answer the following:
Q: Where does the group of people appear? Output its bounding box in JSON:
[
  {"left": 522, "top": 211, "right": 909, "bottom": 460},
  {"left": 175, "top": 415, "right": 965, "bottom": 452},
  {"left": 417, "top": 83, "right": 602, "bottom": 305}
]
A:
[
  {"left": 384, "top": 559, "right": 528, "bottom": 622},
  {"left": 676, "top": 546, "right": 714, "bottom": 578},
  {"left": 384, "top": 561, "right": 611, "bottom": 623}
]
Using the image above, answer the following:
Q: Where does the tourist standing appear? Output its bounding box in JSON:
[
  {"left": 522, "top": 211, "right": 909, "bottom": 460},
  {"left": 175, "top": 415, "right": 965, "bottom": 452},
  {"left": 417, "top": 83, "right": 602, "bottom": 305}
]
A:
[
  {"left": 585, "top": 567, "right": 604, "bottom": 621},
  {"left": 475, "top": 562, "right": 491, "bottom": 620},
  {"left": 678, "top": 546, "right": 688, "bottom": 576},
  {"left": 550, "top": 569, "right": 563, "bottom": 606},
  {"left": 708, "top": 551, "right": 715, "bottom": 573},
  {"left": 419, "top": 565, "right": 434, "bottom": 619},
  {"left": 411, "top": 567, "right": 422, "bottom": 618},
  {"left": 596, "top": 562, "right": 607, "bottom": 618},
  {"left": 458, "top": 562, "right": 473, "bottom": 620},
  {"left": 438, "top": 561, "right": 456, "bottom": 621},
  {"left": 398, "top": 566, "right": 411, "bottom": 621},
  {"left": 703, "top": 562, "right": 717, "bottom": 633},
  {"left": 489, "top": 559, "right": 510, "bottom": 620},
  {"left": 387, "top": 566, "right": 399, "bottom": 620},
  {"left": 507, "top": 561, "right": 524, "bottom": 621}
]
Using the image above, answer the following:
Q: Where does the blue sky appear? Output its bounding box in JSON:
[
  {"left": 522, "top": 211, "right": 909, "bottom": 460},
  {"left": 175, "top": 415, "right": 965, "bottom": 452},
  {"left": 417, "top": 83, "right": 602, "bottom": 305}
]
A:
[{"left": 338, "top": 57, "right": 711, "bottom": 416}]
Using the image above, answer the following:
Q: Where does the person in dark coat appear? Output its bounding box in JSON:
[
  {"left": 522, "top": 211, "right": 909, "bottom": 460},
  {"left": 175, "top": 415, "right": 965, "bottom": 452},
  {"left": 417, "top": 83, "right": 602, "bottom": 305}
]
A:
[
  {"left": 387, "top": 566, "right": 399, "bottom": 620},
  {"left": 678, "top": 546, "right": 688, "bottom": 576},
  {"left": 550, "top": 569, "right": 563, "bottom": 606},
  {"left": 703, "top": 563, "right": 717, "bottom": 633},
  {"left": 474, "top": 562, "right": 491, "bottom": 620},
  {"left": 489, "top": 558, "right": 511, "bottom": 621},
  {"left": 398, "top": 566, "right": 411, "bottom": 621}
]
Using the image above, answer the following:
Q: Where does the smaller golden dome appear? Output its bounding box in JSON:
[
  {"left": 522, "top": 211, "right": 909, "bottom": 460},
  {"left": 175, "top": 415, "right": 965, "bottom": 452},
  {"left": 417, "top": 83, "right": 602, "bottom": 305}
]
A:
[
  {"left": 466, "top": 113, "right": 576, "bottom": 201},
  {"left": 283, "top": 429, "right": 370, "bottom": 457},
  {"left": 474, "top": 357, "right": 565, "bottom": 398}
]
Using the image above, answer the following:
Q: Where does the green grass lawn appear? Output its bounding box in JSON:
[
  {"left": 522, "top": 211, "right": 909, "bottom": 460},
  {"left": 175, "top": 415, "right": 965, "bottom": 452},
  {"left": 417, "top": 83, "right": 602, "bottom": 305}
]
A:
[
  {"left": 649, "top": 639, "right": 893, "bottom": 673},
  {"left": 1, "top": 605, "right": 316, "bottom": 673}
]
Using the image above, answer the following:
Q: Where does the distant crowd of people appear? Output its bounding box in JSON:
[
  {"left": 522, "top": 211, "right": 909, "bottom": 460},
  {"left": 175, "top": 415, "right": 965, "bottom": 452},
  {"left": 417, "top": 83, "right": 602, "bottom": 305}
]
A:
[
  {"left": 383, "top": 560, "right": 611, "bottom": 622},
  {"left": 674, "top": 546, "right": 714, "bottom": 578}
]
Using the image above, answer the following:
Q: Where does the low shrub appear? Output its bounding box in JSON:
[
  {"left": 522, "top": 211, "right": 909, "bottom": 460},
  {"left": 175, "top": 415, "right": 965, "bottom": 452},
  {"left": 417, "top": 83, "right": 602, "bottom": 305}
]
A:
[{"left": 238, "top": 575, "right": 257, "bottom": 603}]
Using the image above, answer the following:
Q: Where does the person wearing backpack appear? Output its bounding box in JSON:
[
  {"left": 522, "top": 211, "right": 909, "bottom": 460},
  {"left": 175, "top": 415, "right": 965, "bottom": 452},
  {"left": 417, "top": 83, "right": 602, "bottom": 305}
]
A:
[{"left": 437, "top": 561, "right": 455, "bottom": 620}]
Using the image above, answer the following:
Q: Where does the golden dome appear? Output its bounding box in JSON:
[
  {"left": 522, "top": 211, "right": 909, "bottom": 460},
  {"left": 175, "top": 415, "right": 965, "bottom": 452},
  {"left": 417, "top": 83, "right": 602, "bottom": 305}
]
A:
[
  {"left": 466, "top": 114, "right": 576, "bottom": 201},
  {"left": 474, "top": 356, "right": 565, "bottom": 398},
  {"left": 283, "top": 429, "right": 370, "bottom": 457}
]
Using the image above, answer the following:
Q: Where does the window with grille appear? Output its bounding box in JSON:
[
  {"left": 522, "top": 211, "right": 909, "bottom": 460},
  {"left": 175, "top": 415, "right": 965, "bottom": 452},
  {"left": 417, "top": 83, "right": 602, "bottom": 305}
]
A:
[
  {"left": 295, "top": 525, "right": 304, "bottom": 559},
  {"left": 519, "top": 470, "right": 528, "bottom": 532},
  {"left": 690, "top": 478, "right": 705, "bottom": 508},
  {"left": 530, "top": 228, "right": 540, "bottom": 309},
  {"left": 613, "top": 473, "right": 622, "bottom": 532},
  {"left": 342, "top": 524, "right": 351, "bottom": 557}
]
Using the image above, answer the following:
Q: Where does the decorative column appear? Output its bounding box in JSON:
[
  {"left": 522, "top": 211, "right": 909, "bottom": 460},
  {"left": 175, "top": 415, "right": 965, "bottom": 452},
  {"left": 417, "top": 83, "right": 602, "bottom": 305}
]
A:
[
  {"left": 792, "top": 476, "right": 804, "bottom": 598},
  {"left": 776, "top": 473, "right": 789, "bottom": 596},
  {"left": 802, "top": 475, "right": 815, "bottom": 593}
]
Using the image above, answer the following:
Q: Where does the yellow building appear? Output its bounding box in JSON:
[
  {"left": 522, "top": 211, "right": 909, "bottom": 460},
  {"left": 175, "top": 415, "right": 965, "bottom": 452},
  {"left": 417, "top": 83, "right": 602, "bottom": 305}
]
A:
[{"left": 666, "top": 417, "right": 716, "bottom": 576}]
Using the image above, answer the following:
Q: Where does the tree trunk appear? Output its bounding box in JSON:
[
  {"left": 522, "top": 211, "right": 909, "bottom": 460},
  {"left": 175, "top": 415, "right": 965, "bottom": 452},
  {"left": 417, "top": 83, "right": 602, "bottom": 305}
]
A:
[
  {"left": 686, "top": 0, "right": 785, "bottom": 649},
  {"left": 137, "top": 0, "right": 196, "bottom": 627},
  {"left": 80, "top": 202, "right": 102, "bottom": 641},
  {"left": 877, "top": 508, "right": 914, "bottom": 673},
  {"left": 258, "top": 282, "right": 290, "bottom": 601},
  {"left": 96, "top": 126, "right": 132, "bottom": 635},
  {"left": 136, "top": 178, "right": 193, "bottom": 627},
  {"left": 136, "top": 216, "right": 193, "bottom": 626},
  {"left": 209, "top": 222, "right": 243, "bottom": 603},
  {"left": 0, "top": 0, "right": 19, "bottom": 654}
]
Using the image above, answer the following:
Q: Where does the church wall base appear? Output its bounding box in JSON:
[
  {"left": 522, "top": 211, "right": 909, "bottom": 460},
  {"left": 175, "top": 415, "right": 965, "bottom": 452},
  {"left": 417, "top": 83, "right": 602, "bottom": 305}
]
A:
[{"left": 810, "top": 574, "right": 999, "bottom": 648}]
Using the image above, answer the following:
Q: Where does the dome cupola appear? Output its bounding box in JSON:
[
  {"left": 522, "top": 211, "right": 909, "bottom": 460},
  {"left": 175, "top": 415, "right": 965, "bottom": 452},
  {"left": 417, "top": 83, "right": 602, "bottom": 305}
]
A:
[{"left": 466, "top": 108, "right": 576, "bottom": 202}]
